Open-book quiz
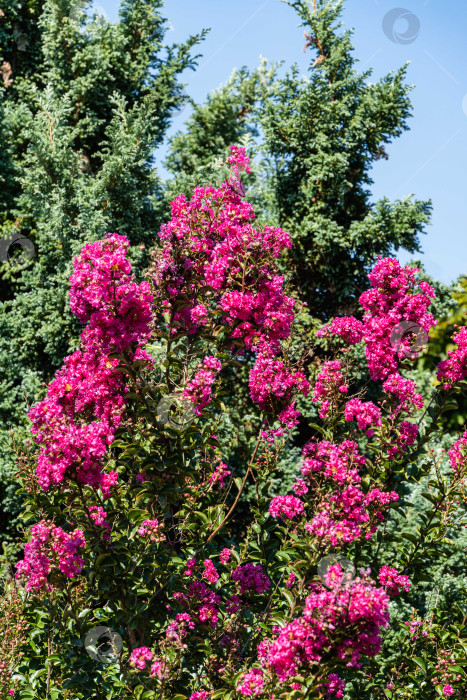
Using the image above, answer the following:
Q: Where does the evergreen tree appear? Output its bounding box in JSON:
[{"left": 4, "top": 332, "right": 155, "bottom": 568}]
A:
[{"left": 0, "top": 0, "right": 205, "bottom": 539}]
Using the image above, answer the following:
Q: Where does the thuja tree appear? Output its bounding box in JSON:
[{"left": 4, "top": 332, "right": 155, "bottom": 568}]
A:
[
  {"left": 0, "top": 0, "right": 204, "bottom": 538},
  {"left": 7, "top": 148, "right": 467, "bottom": 699}
]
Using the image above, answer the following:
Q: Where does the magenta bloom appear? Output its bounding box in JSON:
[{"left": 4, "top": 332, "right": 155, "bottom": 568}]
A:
[
  {"left": 232, "top": 563, "right": 270, "bottom": 595},
  {"left": 378, "top": 565, "right": 411, "bottom": 596},
  {"left": 269, "top": 495, "right": 304, "bottom": 520}
]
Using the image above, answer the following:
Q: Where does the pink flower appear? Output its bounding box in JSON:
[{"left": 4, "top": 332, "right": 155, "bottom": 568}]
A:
[
  {"left": 269, "top": 495, "right": 304, "bottom": 520},
  {"left": 130, "top": 646, "right": 153, "bottom": 670},
  {"left": 317, "top": 316, "right": 364, "bottom": 345},
  {"left": 184, "top": 558, "right": 197, "bottom": 577},
  {"left": 208, "top": 462, "right": 231, "bottom": 489},
  {"left": 313, "top": 361, "right": 346, "bottom": 402},
  {"left": 137, "top": 519, "right": 165, "bottom": 542},
  {"left": 382, "top": 373, "right": 424, "bottom": 414},
  {"left": 232, "top": 563, "right": 270, "bottom": 595},
  {"left": 358, "top": 258, "right": 436, "bottom": 381},
  {"left": 15, "top": 521, "right": 86, "bottom": 591},
  {"left": 378, "top": 566, "right": 411, "bottom": 596},
  {"left": 437, "top": 326, "right": 467, "bottom": 388},
  {"left": 237, "top": 668, "right": 264, "bottom": 696},
  {"left": 219, "top": 548, "right": 232, "bottom": 564},
  {"left": 263, "top": 572, "right": 390, "bottom": 681},
  {"left": 29, "top": 234, "right": 153, "bottom": 493},
  {"left": 443, "top": 685, "right": 454, "bottom": 696},
  {"left": 344, "top": 398, "right": 382, "bottom": 437},
  {"left": 202, "top": 559, "right": 219, "bottom": 584},
  {"left": 448, "top": 430, "right": 467, "bottom": 473},
  {"left": 226, "top": 145, "right": 252, "bottom": 176}
]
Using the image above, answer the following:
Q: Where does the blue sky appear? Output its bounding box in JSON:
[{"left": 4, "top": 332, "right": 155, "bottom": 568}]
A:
[{"left": 95, "top": 0, "right": 467, "bottom": 285}]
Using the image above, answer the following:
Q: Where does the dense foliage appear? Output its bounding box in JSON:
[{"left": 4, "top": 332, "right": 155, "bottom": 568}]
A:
[
  {"left": 4, "top": 148, "right": 467, "bottom": 700},
  {"left": 1, "top": 1, "right": 466, "bottom": 698}
]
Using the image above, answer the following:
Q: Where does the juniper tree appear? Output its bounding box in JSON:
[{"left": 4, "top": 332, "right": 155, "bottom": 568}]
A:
[{"left": 0, "top": 0, "right": 205, "bottom": 539}]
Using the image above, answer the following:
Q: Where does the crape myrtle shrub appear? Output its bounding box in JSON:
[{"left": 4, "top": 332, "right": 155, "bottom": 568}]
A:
[
  {"left": 0, "top": 0, "right": 204, "bottom": 539},
  {"left": 7, "top": 148, "right": 467, "bottom": 700}
]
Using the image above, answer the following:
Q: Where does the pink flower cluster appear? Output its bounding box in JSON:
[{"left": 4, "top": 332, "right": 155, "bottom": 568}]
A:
[
  {"left": 184, "top": 356, "right": 222, "bottom": 415},
  {"left": 313, "top": 361, "right": 347, "bottom": 401},
  {"left": 437, "top": 326, "right": 467, "bottom": 389},
  {"left": 232, "top": 563, "right": 270, "bottom": 595},
  {"left": 208, "top": 462, "right": 231, "bottom": 489},
  {"left": 237, "top": 668, "right": 264, "bottom": 697},
  {"left": 137, "top": 519, "right": 165, "bottom": 542},
  {"left": 166, "top": 612, "right": 196, "bottom": 643},
  {"left": 269, "top": 495, "right": 304, "bottom": 520},
  {"left": 260, "top": 570, "right": 390, "bottom": 682},
  {"left": 15, "top": 521, "right": 86, "bottom": 591},
  {"left": 301, "top": 440, "right": 364, "bottom": 485},
  {"left": 219, "top": 548, "right": 232, "bottom": 564},
  {"left": 318, "top": 674, "right": 346, "bottom": 699},
  {"left": 312, "top": 360, "right": 347, "bottom": 419},
  {"left": 202, "top": 560, "right": 219, "bottom": 584},
  {"left": 384, "top": 420, "right": 419, "bottom": 460},
  {"left": 29, "top": 234, "right": 153, "bottom": 492},
  {"left": 225, "top": 144, "right": 252, "bottom": 176},
  {"left": 150, "top": 146, "right": 307, "bottom": 424},
  {"left": 174, "top": 581, "right": 222, "bottom": 628},
  {"left": 344, "top": 398, "right": 382, "bottom": 437},
  {"left": 69, "top": 233, "right": 152, "bottom": 353},
  {"left": 249, "top": 348, "right": 309, "bottom": 416},
  {"left": 300, "top": 440, "right": 398, "bottom": 547},
  {"left": 348, "top": 258, "right": 436, "bottom": 382},
  {"left": 189, "top": 692, "right": 210, "bottom": 700},
  {"left": 129, "top": 648, "right": 168, "bottom": 679},
  {"left": 448, "top": 430, "right": 467, "bottom": 474},
  {"left": 378, "top": 566, "right": 411, "bottom": 596},
  {"left": 88, "top": 506, "right": 111, "bottom": 540},
  {"left": 382, "top": 373, "right": 424, "bottom": 415},
  {"left": 317, "top": 316, "right": 363, "bottom": 345}
]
